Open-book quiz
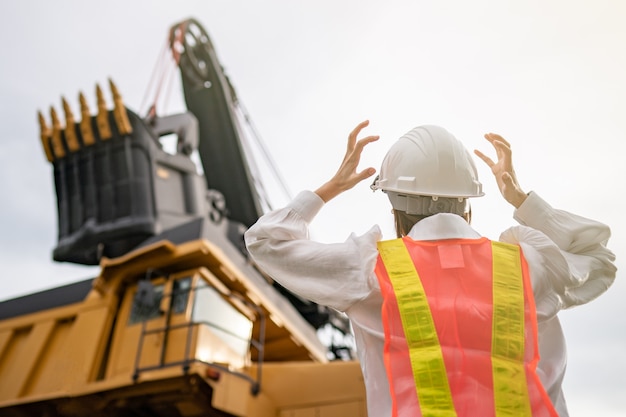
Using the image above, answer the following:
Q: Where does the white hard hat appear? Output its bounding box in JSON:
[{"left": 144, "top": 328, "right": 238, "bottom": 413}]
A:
[{"left": 372, "top": 125, "right": 483, "bottom": 212}]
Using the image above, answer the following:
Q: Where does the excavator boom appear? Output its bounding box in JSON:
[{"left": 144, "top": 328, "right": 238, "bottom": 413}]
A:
[{"left": 171, "top": 18, "right": 264, "bottom": 229}]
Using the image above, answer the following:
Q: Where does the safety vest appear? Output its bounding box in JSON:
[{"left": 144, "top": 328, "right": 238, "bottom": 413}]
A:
[{"left": 375, "top": 237, "right": 558, "bottom": 417}]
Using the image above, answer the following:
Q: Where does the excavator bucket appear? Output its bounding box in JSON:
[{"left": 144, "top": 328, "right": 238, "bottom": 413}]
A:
[{"left": 39, "top": 81, "right": 206, "bottom": 265}]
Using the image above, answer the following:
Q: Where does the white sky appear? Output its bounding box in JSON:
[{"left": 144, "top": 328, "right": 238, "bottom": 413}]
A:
[{"left": 0, "top": 1, "right": 624, "bottom": 415}]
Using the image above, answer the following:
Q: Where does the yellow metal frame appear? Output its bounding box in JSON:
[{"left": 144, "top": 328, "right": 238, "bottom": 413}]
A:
[{"left": 1, "top": 238, "right": 367, "bottom": 416}]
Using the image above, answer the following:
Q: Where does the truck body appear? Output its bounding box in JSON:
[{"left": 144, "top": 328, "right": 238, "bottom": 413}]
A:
[{"left": 0, "top": 18, "right": 366, "bottom": 417}]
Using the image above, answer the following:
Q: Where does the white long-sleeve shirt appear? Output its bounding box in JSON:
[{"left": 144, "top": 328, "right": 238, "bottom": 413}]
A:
[{"left": 244, "top": 190, "right": 616, "bottom": 417}]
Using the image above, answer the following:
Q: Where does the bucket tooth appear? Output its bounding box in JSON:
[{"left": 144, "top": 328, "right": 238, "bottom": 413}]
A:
[
  {"left": 109, "top": 79, "right": 133, "bottom": 135},
  {"left": 38, "top": 111, "right": 54, "bottom": 162},
  {"left": 79, "top": 92, "right": 95, "bottom": 145},
  {"left": 62, "top": 97, "right": 80, "bottom": 152},
  {"left": 49, "top": 106, "right": 66, "bottom": 159},
  {"left": 96, "top": 83, "right": 112, "bottom": 140}
]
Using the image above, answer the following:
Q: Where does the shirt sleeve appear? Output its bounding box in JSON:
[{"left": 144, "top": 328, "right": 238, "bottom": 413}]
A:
[
  {"left": 499, "top": 192, "right": 616, "bottom": 321},
  {"left": 244, "top": 190, "right": 382, "bottom": 312}
]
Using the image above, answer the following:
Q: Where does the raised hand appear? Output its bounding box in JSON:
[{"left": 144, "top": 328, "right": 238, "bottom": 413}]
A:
[
  {"left": 315, "top": 120, "right": 380, "bottom": 203},
  {"left": 474, "top": 133, "right": 527, "bottom": 208}
]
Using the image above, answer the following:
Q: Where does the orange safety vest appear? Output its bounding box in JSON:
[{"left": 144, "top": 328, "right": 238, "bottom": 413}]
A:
[{"left": 375, "top": 237, "right": 558, "bottom": 417}]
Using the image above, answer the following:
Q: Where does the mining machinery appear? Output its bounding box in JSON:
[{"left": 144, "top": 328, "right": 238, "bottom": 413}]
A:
[{"left": 0, "top": 18, "right": 366, "bottom": 417}]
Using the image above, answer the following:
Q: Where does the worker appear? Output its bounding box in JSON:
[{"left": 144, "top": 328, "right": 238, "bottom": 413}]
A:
[{"left": 244, "top": 121, "right": 616, "bottom": 417}]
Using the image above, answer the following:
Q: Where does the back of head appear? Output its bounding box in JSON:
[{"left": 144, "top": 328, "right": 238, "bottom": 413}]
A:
[{"left": 372, "top": 125, "right": 483, "bottom": 219}]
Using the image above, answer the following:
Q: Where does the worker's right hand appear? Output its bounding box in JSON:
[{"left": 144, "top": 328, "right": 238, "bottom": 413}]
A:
[
  {"left": 474, "top": 133, "right": 528, "bottom": 208},
  {"left": 315, "top": 120, "right": 379, "bottom": 203}
]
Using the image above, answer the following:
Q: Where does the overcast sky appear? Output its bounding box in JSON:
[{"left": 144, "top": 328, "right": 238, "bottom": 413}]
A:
[{"left": 1, "top": 1, "right": 624, "bottom": 415}]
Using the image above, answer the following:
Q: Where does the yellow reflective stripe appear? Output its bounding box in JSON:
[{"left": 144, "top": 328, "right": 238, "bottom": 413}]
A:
[
  {"left": 491, "top": 241, "right": 531, "bottom": 417},
  {"left": 378, "top": 239, "right": 457, "bottom": 416}
]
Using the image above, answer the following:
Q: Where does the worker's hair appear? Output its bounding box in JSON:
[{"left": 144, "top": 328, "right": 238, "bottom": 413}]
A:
[
  {"left": 393, "top": 210, "right": 428, "bottom": 238},
  {"left": 393, "top": 207, "right": 472, "bottom": 238}
]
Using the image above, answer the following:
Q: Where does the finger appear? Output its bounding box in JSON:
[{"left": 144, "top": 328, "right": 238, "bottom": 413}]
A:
[
  {"left": 501, "top": 172, "right": 515, "bottom": 188},
  {"left": 357, "top": 167, "right": 377, "bottom": 181},
  {"left": 485, "top": 133, "right": 511, "bottom": 148},
  {"left": 473, "top": 149, "right": 494, "bottom": 167},
  {"left": 343, "top": 135, "right": 379, "bottom": 165},
  {"left": 348, "top": 120, "right": 370, "bottom": 147},
  {"left": 355, "top": 134, "right": 380, "bottom": 151},
  {"left": 492, "top": 139, "right": 512, "bottom": 160},
  {"left": 342, "top": 135, "right": 379, "bottom": 166}
]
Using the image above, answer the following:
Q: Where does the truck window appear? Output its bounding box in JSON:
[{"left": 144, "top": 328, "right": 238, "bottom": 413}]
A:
[
  {"left": 192, "top": 280, "right": 252, "bottom": 358},
  {"left": 171, "top": 277, "right": 192, "bottom": 314}
]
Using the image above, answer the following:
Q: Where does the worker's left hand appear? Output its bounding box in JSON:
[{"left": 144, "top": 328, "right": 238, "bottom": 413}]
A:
[
  {"left": 474, "top": 133, "right": 527, "bottom": 208},
  {"left": 315, "top": 120, "right": 379, "bottom": 203}
]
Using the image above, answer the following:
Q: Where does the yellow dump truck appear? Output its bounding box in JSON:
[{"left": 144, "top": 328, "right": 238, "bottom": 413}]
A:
[{"left": 0, "top": 18, "right": 366, "bottom": 417}]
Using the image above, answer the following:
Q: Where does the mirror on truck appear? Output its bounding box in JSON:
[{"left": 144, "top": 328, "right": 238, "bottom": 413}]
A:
[{"left": 129, "top": 279, "right": 165, "bottom": 324}]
